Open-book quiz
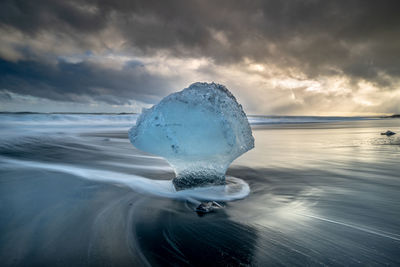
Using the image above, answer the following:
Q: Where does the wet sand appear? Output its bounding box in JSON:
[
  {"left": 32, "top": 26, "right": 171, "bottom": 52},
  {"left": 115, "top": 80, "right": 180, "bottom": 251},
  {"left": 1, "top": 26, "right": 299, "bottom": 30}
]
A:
[{"left": 1, "top": 117, "right": 400, "bottom": 266}]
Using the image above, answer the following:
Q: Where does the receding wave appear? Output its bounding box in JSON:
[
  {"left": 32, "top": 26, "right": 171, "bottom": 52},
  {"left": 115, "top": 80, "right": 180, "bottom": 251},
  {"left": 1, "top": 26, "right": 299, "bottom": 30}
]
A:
[
  {"left": 248, "top": 115, "right": 376, "bottom": 124},
  {"left": 0, "top": 157, "right": 250, "bottom": 202},
  {"left": 0, "top": 113, "right": 375, "bottom": 127},
  {"left": 0, "top": 113, "right": 378, "bottom": 143}
]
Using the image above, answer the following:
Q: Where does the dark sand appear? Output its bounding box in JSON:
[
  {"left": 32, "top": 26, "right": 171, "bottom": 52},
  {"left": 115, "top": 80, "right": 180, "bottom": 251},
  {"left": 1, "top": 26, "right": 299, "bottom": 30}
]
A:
[{"left": 1, "top": 116, "right": 400, "bottom": 266}]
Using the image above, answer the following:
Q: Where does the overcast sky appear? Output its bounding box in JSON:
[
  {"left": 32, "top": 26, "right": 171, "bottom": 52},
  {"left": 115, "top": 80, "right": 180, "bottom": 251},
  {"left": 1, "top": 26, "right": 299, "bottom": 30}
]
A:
[{"left": 1, "top": 0, "right": 400, "bottom": 115}]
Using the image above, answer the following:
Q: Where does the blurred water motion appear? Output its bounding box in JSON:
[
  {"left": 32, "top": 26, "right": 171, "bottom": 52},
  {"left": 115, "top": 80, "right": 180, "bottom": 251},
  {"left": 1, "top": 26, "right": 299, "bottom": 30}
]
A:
[{"left": 0, "top": 114, "right": 399, "bottom": 266}]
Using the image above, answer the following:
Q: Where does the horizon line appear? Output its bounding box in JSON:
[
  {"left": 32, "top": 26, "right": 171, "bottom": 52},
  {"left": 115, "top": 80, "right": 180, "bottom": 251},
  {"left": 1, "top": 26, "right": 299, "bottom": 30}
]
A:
[{"left": 0, "top": 111, "right": 399, "bottom": 118}]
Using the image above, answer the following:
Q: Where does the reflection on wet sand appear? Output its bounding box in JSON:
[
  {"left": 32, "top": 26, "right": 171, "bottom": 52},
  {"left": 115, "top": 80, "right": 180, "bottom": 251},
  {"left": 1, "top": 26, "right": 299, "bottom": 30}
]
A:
[{"left": 0, "top": 117, "right": 400, "bottom": 265}]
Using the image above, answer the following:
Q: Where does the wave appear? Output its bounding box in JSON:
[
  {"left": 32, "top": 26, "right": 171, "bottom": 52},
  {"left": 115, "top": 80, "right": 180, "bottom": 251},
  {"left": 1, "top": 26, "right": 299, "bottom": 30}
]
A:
[
  {"left": 0, "top": 113, "right": 376, "bottom": 126},
  {"left": 0, "top": 113, "right": 138, "bottom": 142},
  {"left": 0, "top": 113, "right": 139, "bottom": 127},
  {"left": 248, "top": 115, "right": 376, "bottom": 125},
  {"left": 0, "top": 113, "right": 381, "bottom": 145},
  {"left": 0, "top": 157, "right": 250, "bottom": 203}
]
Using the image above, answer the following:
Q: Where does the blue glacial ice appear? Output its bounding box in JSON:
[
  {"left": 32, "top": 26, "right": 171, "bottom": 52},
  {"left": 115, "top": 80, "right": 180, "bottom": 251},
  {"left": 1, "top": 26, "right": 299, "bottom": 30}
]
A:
[{"left": 129, "top": 82, "right": 254, "bottom": 190}]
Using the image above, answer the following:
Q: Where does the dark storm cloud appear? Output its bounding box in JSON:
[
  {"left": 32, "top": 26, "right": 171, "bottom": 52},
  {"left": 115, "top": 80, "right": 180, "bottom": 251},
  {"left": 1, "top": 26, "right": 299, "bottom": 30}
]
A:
[
  {"left": 0, "top": 0, "right": 107, "bottom": 34},
  {"left": 1, "top": 0, "right": 400, "bottom": 105},
  {"left": 0, "top": 58, "right": 175, "bottom": 105}
]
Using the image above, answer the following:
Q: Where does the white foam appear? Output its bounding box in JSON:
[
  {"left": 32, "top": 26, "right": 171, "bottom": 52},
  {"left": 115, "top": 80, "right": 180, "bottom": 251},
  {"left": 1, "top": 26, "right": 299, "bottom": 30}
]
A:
[{"left": 0, "top": 157, "right": 250, "bottom": 202}]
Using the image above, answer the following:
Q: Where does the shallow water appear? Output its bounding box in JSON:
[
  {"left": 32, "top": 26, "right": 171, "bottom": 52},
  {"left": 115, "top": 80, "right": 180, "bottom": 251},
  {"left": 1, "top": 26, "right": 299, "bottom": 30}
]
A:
[{"left": 0, "top": 114, "right": 400, "bottom": 266}]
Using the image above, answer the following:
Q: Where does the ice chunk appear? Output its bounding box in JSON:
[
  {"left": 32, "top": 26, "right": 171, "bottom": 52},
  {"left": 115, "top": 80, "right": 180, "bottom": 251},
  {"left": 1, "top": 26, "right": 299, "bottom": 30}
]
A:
[{"left": 129, "top": 82, "right": 254, "bottom": 190}]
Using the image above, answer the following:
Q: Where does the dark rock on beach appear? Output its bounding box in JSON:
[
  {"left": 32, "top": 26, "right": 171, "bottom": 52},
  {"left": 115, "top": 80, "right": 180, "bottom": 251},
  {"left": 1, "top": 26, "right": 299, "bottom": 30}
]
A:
[{"left": 381, "top": 130, "right": 396, "bottom": 136}]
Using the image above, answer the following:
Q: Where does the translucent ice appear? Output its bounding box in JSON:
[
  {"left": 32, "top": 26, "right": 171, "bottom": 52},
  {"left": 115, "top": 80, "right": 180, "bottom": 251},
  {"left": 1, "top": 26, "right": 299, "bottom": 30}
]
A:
[{"left": 129, "top": 82, "right": 254, "bottom": 190}]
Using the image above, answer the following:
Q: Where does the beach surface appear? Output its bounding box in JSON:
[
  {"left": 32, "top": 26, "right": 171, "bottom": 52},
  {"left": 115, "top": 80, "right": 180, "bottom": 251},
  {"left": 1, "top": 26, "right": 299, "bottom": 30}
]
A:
[{"left": 1, "top": 114, "right": 400, "bottom": 266}]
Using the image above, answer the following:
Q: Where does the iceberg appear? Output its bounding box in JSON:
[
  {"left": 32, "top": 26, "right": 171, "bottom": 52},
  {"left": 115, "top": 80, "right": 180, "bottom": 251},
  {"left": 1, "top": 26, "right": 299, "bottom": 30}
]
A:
[{"left": 129, "top": 82, "right": 254, "bottom": 190}]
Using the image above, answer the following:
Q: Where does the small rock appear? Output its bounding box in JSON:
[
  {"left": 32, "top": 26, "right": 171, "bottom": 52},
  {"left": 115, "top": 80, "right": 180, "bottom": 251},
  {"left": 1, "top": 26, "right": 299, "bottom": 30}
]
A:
[
  {"left": 195, "top": 201, "right": 223, "bottom": 214},
  {"left": 381, "top": 130, "right": 396, "bottom": 136}
]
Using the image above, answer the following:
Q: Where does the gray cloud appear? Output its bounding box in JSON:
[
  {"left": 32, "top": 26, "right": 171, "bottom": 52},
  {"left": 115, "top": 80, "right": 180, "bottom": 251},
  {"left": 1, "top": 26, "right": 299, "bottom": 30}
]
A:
[
  {"left": 0, "top": 0, "right": 400, "bottom": 113},
  {"left": 0, "top": 58, "right": 177, "bottom": 105},
  {"left": 0, "top": 90, "right": 12, "bottom": 101}
]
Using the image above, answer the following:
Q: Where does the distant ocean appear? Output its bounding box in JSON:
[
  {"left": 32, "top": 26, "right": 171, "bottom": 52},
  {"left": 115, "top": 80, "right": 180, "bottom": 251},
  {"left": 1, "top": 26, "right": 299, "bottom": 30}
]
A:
[
  {"left": 0, "top": 112, "right": 381, "bottom": 137},
  {"left": 1, "top": 113, "right": 400, "bottom": 266}
]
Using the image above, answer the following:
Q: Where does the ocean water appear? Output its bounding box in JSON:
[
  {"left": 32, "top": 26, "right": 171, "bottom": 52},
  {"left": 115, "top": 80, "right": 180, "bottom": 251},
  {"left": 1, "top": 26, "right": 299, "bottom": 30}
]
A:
[{"left": 0, "top": 113, "right": 400, "bottom": 266}]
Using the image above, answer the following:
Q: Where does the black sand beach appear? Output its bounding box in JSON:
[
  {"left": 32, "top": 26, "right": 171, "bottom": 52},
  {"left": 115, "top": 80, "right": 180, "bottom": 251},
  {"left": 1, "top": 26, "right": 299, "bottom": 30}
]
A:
[{"left": 1, "top": 115, "right": 400, "bottom": 266}]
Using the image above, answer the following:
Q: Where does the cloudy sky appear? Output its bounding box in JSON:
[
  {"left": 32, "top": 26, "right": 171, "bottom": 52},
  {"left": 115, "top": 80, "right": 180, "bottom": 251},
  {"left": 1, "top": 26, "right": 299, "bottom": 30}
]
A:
[{"left": 1, "top": 0, "right": 400, "bottom": 115}]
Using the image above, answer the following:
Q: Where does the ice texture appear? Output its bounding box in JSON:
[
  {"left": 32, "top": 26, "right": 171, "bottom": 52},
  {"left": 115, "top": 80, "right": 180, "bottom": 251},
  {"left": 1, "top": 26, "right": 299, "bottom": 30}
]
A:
[{"left": 129, "top": 82, "right": 254, "bottom": 190}]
